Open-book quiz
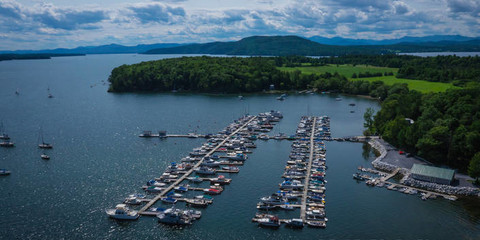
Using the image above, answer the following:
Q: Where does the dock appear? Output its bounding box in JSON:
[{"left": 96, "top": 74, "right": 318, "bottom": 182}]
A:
[
  {"left": 138, "top": 116, "right": 258, "bottom": 215},
  {"left": 252, "top": 116, "right": 331, "bottom": 229},
  {"left": 299, "top": 117, "right": 317, "bottom": 221}
]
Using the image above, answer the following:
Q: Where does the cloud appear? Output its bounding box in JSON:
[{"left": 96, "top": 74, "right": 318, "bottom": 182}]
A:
[
  {"left": 0, "top": 0, "right": 23, "bottom": 19},
  {"left": 32, "top": 7, "right": 108, "bottom": 30},
  {"left": 127, "top": 3, "right": 185, "bottom": 24},
  {"left": 447, "top": 0, "right": 480, "bottom": 16}
]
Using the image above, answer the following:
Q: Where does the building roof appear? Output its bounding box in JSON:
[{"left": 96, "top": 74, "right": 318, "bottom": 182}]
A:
[{"left": 411, "top": 164, "right": 455, "bottom": 181}]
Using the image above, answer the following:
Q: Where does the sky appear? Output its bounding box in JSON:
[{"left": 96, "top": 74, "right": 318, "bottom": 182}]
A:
[{"left": 0, "top": 0, "right": 479, "bottom": 50}]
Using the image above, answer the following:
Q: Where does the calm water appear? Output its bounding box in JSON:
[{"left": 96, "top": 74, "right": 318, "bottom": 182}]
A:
[
  {"left": 400, "top": 52, "right": 480, "bottom": 57},
  {"left": 0, "top": 54, "right": 479, "bottom": 239}
]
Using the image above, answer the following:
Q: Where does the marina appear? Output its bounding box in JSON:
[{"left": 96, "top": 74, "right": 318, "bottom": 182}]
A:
[
  {"left": 252, "top": 116, "right": 331, "bottom": 229},
  {"left": 106, "top": 110, "right": 285, "bottom": 225}
]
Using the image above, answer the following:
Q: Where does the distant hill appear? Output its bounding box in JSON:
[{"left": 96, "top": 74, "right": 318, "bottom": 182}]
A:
[
  {"left": 308, "top": 35, "right": 480, "bottom": 46},
  {"left": 0, "top": 43, "right": 184, "bottom": 55},
  {"left": 144, "top": 36, "right": 378, "bottom": 56},
  {"left": 145, "top": 36, "right": 480, "bottom": 56}
]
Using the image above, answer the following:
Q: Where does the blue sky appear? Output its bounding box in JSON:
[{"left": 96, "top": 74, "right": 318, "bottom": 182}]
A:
[{"left": 0, "top": 0, "right": 479, "bottom": 50}]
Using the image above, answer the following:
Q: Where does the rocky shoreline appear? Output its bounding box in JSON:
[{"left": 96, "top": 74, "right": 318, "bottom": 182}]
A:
[{"left": 368, "top": 139, "right": 480, "bottom": 196}]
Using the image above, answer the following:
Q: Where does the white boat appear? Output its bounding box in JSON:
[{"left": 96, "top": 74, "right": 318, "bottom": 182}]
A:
[
  {"left": 187, "top": 176, "right": 203, "bottom": 183},
  {"left": 124, "top": 195, "right": 142, "bottom": 205},
  {"left": 182, "top": 209, "right": 202, "bottom": 220},
  {"left": 105, "top": 204, "right": 139, "bottom": 220},
  {"left": 157, "top": 208, "right": 193, "bottom": 226},
  {"left": 0, "top": 169, "right": 11, "bottom": 175},
  {"left": 257, "top": 215, "right": 280, "bottom": 228},
  {"left": 41, "top": 154, "right": 50, "bottom": 160},
  {"left": 38, "top": 129, "right": 53, "bottom": 149},
  {"left": 279, "top": 180, "right": 304, "bottom": 190},
  {"left": 285, "top": 218, "right": 304, "bottom": 228},
  {"left": 195, "top": 166, "right": 216, "bottom": 175}
]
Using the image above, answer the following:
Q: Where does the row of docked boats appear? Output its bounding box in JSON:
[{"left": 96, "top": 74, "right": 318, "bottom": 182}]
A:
[
  {"left": 253, "top": 116, "right": 331, "bottom": 229},
  {"left": 106, "top": 111, "right": 283, "bottom": 225}
]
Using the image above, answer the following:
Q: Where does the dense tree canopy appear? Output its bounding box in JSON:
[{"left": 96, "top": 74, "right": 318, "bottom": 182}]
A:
[{"left": 368, "top": 86, "right": 480, "bottom": 171}]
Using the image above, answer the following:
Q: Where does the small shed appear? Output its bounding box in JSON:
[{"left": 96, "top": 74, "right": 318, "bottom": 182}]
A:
[{"left": 410, "top": 164, "right": 455, "bottom": 185}]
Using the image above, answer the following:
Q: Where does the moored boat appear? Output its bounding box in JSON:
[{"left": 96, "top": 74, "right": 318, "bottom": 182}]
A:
[
  {"left": 285, "top": 218, "right": 304, "bottom": 228},
  {"left": 257, "top": 215, "right": 280, "bottom": 228},
  {"left": 105, "top": 204, "right": 139, "bottom": 220},
  {"left": 157, "top": 207, "right": 193, "bottom": 226}
]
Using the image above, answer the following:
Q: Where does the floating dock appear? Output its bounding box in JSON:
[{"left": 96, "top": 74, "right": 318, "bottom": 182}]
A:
[
  {"left": 252, "top": 116, "right": 331, "bottom": 229},
  {"left": 138, "top": 116, "right": 258, "bottom": 214}
]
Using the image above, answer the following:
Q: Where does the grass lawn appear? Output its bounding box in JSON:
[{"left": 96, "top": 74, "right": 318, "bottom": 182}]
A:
[{"left": 278, "top": 64, "right": 458, "bottom": 93}]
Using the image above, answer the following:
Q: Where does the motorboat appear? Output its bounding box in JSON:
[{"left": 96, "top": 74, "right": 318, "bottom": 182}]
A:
[
  {"left": 161, "top": 197, "right": 177, "bottom": 204},
  {"left": 182, "top": 209, "right": 202, "bottom": 220},
  {"left": 306, "top": 220, "right": 326, "bottom": 228},
  {"left": 0, "top": 169, "right": 11, "bottom": 176},
  {"left": 174, "top": 185, "right": 189, "bottom": 193},
  {"left": 41, "top": 154, "right": 50, "bottom": 160},
  {"left": 221, "top": 165, "right": 239, "bottom": 173},
  {"left": 187, "top": 176, "right": 203, "bottom": 183},
  {"left": 279, "top": 180, "right": 304, "bottom": 190},
  {"left": 257, "top": 215, "right": 280, "bottom": 228},
  {"left": 0, "top": 141, "right": 14, "bottom": 147},
  {"left": 124, "top": 195, "right": 142, "bottom": 205},
  {"left": 210, "top": 175, "right": 231, "bottom": 185},
  {"left": 105, "top": 204, "right": 139, "bottom": 220},
  {"left": 201, "top": 159, "right": 222, "bottom": 167},
  {"left": 285, "top": 218, "right": 304, "bottom": 228},
  {"left": 185, "top": 198, "right": 210, "bottom": 208},
  {"left": 195, "top": 166, "right": 216, "bottom": 175},
  {"left": 157, "top": 208, "right": 193, "bottom": 226}
]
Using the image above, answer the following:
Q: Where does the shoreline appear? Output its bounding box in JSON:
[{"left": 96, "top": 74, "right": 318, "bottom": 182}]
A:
[{"left": 368, "top": 138, "right": 480, "bottom": 196}]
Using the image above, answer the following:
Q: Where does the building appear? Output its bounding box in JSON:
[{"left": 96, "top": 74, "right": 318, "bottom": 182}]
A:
[{"left": 410, "top": 164, "right": 455, "bottom": 185}]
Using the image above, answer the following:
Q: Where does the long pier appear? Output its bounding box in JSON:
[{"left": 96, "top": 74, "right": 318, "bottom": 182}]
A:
[
  {"left": 300, "top": 117, "right": 317, "bottom": 221},
  {"left": 138, "top": 116, "right": 258, "bottom": 214}
]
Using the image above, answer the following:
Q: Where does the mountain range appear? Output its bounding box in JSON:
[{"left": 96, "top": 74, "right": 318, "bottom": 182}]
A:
[{"left": 1, "top": 35, "right": 479, "bottom": 56}]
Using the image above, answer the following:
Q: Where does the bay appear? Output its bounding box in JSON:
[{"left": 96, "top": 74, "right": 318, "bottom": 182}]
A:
[{"left": 0, "top": 54, "right": 479, "bottom": 239}]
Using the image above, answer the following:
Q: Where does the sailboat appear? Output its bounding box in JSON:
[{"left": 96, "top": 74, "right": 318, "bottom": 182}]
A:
[
  {"left": 47, "top": 87, "right": 53, "bottom": 98},
  {"left": 38, "top": 128, "right": 53, "bottom": 149},
  {"left": 0, "top": 122, "right": 10, "bottom": 140}
]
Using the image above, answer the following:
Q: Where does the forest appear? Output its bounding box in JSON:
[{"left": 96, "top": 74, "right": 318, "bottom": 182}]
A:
[
  {"left": 365, "top": 86, "right": 480, "bottom": 174},
  {"left": 107, "top": 55, "right": 480, "bottom": 174}
]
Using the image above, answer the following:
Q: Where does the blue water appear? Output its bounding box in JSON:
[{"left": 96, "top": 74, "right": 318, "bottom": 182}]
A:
[{"left": 0, "top": 54, "right": 479, "bottom": 239}]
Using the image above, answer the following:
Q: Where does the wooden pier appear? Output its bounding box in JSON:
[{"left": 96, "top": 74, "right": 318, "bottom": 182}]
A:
[
  {"left": 138, "top": 116, "right": 258, "bottom": 215},
  {"left": 300, "top": 117, "right": 317, "bottom": 221}
]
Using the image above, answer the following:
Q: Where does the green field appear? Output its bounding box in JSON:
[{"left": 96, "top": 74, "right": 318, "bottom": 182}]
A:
[{"left": 278, "top": 64, "right": 457, "bottom": 93}]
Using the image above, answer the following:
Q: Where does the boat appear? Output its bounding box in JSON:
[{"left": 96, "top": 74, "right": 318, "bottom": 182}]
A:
[
  {"left": 185, "top": 198, "right": 210, "bottom": 208},
  {"left": 0, "top": 140, "right": 14, "bottom": 147},
  {"left": 276, "top": 96, "right": 285, "bottom": 101},
  {"left": 200, "top": 159, "right": 222, "bottom": 167},
  {"left": 40, "top": 154, "right": 50, "bottom": 160},
  {"left": 187, "top": 176, "right": 203, "bottom": 183},
  {"left": 349, "top": 103, "right": 356, "bottom": 106},
  {"left": 306, "top": 220, "right": 326, "bottom": 228},
  {"left": 203, "top": 188, "right": 222, "bottom": 195},
  {"left": 279, "top": 204, "right": 295, "bottom": 210},
  {"left": 161, "top": 197, "right": 177, "bottom": 204},
  {"left": 148, "top": 207, "right": 166, "bottom": 213},
  {"left": 257, "top": 215, "right": 280, "bottom": 228},
  {"left": 124, "top": 195, "right": 142, "bottom": 205},
  {"left": 0, "top": 169, "right": 11, "bottom": 176},
  {"left": 210, "top": 175, "right": 231, "bottom": 185},
  {"left": 139, "top": 130, "right": 154, "bottom": 137},
  {"left": 279, "top": 180, "right": 304, "bottom": 190},
  {"left": 285, "top": 218, "right": 304, "bottom": 228},
  {"left": 38, "top": 129, "right": 53, "bottom": 149},
  {"left": 145, "top": 186, "right": 164, "bottom": 193},
  {"left": 182, "top": 209, "right": 202, "bottom": 220},
  {"left": 105, "top": 204, "right": 139, "bottom": 220},
  {"left": 195, "top": 166, "right": 216, "bottom": 175},
  {"left": 174, "top": 185, "right": 189, "bottom": 192},
  {"left": 256, "top": 203, "right": 277, "bottom": 210},
  {"left": 147, "top": 179, "right": 167, "bottom": 187},
  {"left": 0, "top": 123, "right": 10, "bottom": 140},
  {"left": 221, "top": 165, "right": 239, "bottom": 173},
  {"left": 157, "top": 208, "right": 193, "bottom": 226},
  {"left": 226, "top": 153, "right": 247, "bottom": 161},
  {"left": 335, "top": 98, "right": 342, "bottom": 101},
  {"left": 353, "top": 172, "right": 366, "bottom": 181}
]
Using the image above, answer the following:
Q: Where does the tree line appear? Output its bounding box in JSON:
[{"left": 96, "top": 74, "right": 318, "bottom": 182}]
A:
[{"left": 364, "top": 86, "right": 480, "bottom": 176}]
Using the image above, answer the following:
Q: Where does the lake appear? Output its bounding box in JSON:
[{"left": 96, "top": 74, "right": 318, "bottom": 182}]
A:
[{"left": 0, "top": 54, "right": 479, "bottom": 239}]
